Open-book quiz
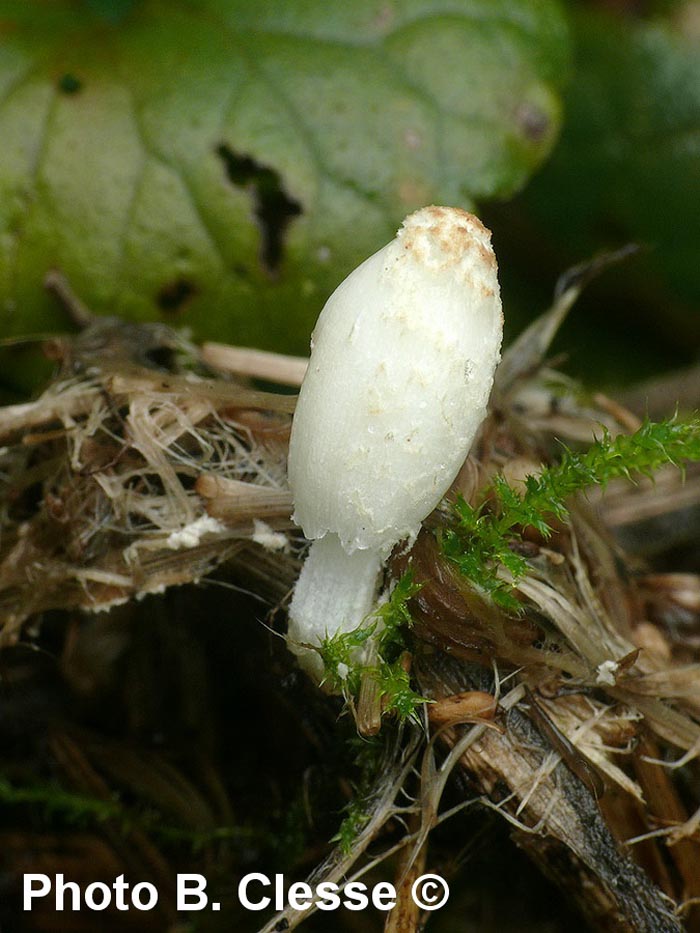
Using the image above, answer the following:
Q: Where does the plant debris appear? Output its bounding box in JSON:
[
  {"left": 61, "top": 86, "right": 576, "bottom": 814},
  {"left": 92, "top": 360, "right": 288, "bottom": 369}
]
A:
[
  {"left": 0, "top": 318, "right": 296, "bottom": 638},
  {"left": 2, "top": 285, "right": 700, "bottom": 931}
]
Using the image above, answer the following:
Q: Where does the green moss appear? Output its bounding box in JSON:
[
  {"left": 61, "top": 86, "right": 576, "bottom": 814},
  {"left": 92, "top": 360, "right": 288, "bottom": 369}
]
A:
[
  {"left": 332, "top": 796, "right": 371, "bottom": 855},
  {"left": 0, "top": 774, "right": 273, "bottom": 853},
  {"left": 444, "top": 416, "right": 700, "bottom": 609},
  {"left": 319, "top": 571, "right": 426, "bottom": 723}
]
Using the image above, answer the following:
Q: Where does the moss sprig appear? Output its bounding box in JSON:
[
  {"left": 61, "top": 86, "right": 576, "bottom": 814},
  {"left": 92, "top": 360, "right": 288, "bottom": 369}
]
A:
[
  {"left": 331, "top": 734, "right": 392, "bottom": 854},
  {"left": 332, "top": 795, "right": 372, "bottom": 855},
  {"left": 318, "top": 572, "right": 425, "bottom": 721},
  {"left": 444, "top": 417, "right": 700, "bottom": 611},
  {"left": 0, "top": 775, "right": 271, "bottom": 852}
]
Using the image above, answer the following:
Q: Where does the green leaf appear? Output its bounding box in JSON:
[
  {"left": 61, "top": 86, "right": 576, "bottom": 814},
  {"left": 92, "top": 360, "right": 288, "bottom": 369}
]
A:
[
  {"left": 0, "top": 0, "right": 569, "bottom": 355},
  {"left": 521, "top": 5, "right": 700, "bottom": 313}
]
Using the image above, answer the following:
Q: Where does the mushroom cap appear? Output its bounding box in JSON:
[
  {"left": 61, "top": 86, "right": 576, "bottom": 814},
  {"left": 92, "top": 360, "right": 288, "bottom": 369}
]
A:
[{"left": 288, "top": 205, "right": 503, "bottom": 555}]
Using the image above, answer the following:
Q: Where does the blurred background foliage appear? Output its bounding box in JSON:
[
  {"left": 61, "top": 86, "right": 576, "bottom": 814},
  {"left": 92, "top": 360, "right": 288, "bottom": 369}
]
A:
[
  {"left": 0, "top": 0, "right": 697, "bottom": 389},
  {"left": 487, "top": 0, "right": 700, "bottom": 384}
]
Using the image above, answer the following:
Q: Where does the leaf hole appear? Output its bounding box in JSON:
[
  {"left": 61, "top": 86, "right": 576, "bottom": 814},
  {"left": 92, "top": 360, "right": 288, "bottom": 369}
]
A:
[
  {"left": 142, "top": 345, "right": 177, "bottom": 370},
  {"left": 156, "top": 278, "right": 198, "bottom": 315},
  {"left": 216, "top": 143, "right": 302, "bottom": 277},
  {"left": 58, "top": 74, "right": 83, "bottom": 95}
]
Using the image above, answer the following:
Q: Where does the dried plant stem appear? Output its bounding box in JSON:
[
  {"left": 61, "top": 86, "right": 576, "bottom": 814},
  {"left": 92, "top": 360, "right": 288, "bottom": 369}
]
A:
[{"left": 201, "top": 341, "right": 308, "bottom": 386}]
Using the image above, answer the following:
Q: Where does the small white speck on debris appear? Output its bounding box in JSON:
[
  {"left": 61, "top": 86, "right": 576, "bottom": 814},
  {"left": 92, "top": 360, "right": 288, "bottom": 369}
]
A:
[
  {"left": 596, "top": 659, "right": 619, "bottom": 686},
  {"left": 252, "top": 519, "right": 288, "bottom": 552},
  {"left": 167, "top": 515, "right": 225, "bottom": 549}
]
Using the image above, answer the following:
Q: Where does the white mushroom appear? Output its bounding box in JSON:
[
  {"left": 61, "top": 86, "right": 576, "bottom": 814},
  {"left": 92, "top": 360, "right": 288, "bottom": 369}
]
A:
[{"left": 287, "top": 206, "right": 503, "bottom": 680}]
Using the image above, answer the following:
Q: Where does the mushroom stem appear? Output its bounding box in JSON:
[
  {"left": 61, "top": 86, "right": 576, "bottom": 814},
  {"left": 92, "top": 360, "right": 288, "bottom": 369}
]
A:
[{"left": 287, "top": 535, "right": 382, "bottom": 680}]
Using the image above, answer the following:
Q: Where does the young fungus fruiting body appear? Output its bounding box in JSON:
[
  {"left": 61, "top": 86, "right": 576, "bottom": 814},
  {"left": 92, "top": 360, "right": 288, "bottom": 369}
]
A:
[{"left": 287, "top": 206, "right": 503, "bottom": 680}]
